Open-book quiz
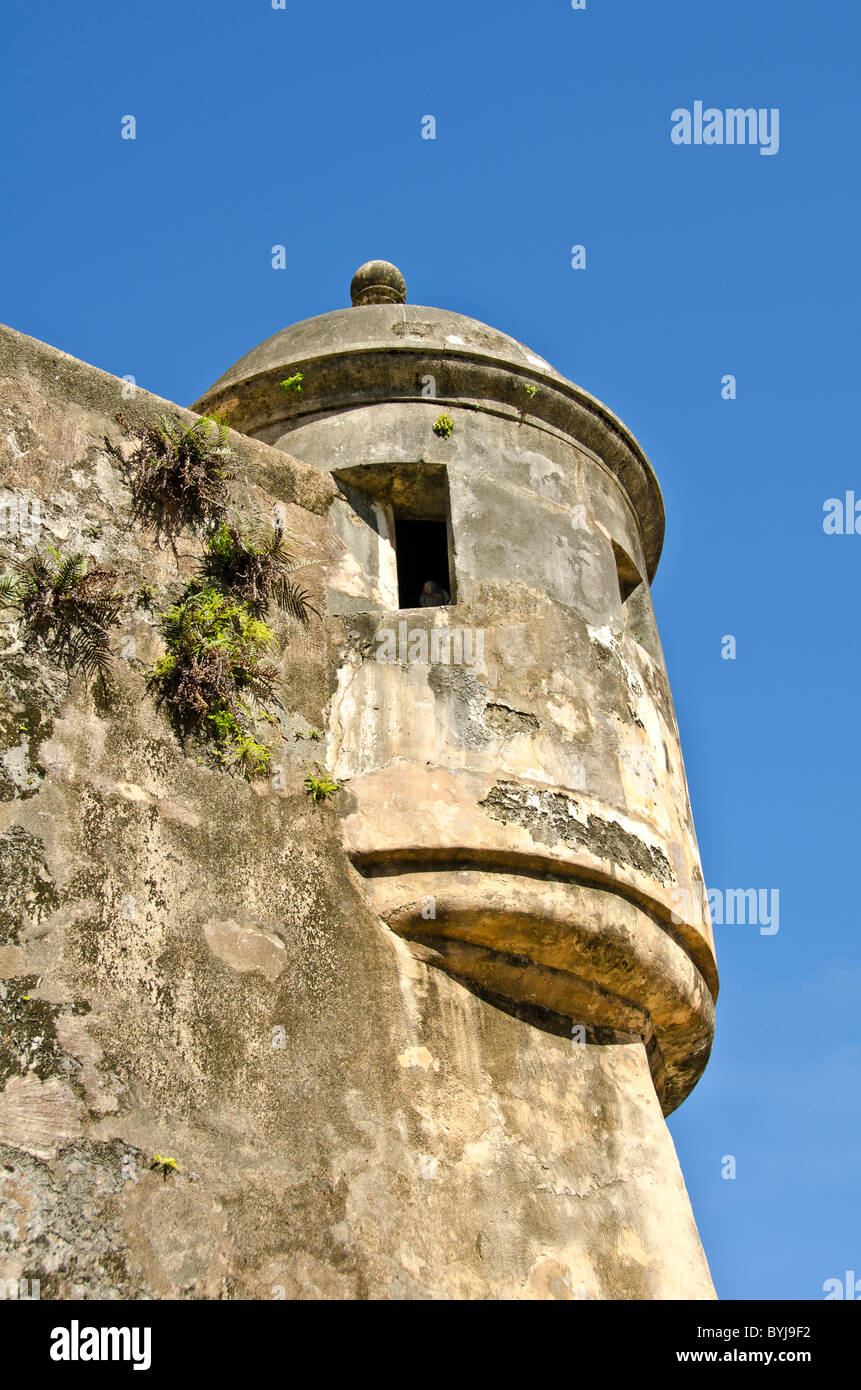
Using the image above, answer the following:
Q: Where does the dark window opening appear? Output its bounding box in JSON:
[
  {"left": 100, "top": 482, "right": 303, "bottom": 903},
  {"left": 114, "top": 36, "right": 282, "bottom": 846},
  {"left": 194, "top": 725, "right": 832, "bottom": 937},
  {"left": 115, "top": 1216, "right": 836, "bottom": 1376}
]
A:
[{"left": 395, "top": 519, "right": 451, "bottom": 609}]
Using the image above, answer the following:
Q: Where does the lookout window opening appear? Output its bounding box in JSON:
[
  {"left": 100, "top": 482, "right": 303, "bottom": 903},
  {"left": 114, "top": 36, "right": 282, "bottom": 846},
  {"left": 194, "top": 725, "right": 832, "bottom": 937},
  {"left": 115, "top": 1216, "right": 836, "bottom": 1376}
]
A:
[
  {"left": 394, "top": 518, "right": 452, "bottom": 610},
  {"left": 329, "top": 462, "right": 454, "bottom": 613},
  {"left": 612, "top": 540, "right": 642, "bottom": 605}
]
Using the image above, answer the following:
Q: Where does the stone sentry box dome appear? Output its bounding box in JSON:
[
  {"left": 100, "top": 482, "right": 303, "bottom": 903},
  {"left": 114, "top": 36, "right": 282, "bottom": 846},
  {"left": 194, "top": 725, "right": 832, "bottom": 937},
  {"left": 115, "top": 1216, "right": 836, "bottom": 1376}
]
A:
[{"left": 194, "top": 262, "right": 717, "bottom": 1119}]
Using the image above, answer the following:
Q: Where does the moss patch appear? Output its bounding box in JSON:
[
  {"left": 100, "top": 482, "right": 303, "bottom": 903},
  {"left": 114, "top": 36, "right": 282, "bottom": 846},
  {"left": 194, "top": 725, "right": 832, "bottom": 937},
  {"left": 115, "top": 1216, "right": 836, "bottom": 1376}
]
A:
[{"left": 0, "top": 826, "right": 59, "bottom": 948}]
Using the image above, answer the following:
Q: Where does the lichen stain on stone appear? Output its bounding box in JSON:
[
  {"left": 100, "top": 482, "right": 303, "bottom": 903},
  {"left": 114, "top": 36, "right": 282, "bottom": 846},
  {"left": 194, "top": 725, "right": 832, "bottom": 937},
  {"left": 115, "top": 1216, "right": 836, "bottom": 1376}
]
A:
[
  {"left": 0, "top": 978, "right": 90, "bottom": 1088},
  {"left": 0, "top": 826, "right": 60, "bottom": 947},
  {"left": 478, "top": 781, "right": 674, "bottom": 884}
]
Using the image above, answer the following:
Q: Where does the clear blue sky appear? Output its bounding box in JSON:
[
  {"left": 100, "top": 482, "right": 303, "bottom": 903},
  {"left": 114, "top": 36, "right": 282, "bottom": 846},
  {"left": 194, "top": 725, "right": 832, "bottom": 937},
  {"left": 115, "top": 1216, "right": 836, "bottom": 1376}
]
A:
[{"left": 3, "top": 0, "right": 858, "bottom": 1300}]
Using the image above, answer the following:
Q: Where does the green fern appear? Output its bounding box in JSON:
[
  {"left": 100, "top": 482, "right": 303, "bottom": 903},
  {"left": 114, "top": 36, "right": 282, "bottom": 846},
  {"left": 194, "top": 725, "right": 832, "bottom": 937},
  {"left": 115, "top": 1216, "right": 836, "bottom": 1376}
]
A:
[
  {"left": 107, "top": 411, "right": 234, "bottom": 539},
  {"left": 0, "top": 547, "right": 126, "bottom": 688},
  {"left": 150, "top": 585, "right": 279, "bottom": 779},
  {"left": 204, "top": 516, "right": 318, "bottom": 621},
  {"left": 304, "top": 774, "right": 338, "bottom": 802}
]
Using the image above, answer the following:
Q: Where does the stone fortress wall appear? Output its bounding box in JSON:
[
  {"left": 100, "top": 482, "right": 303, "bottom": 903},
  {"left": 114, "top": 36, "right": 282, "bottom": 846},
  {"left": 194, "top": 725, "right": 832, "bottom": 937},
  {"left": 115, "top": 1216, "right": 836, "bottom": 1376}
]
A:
[{"left": 0, "top": 265, "right": 717, "bottom": 1299}]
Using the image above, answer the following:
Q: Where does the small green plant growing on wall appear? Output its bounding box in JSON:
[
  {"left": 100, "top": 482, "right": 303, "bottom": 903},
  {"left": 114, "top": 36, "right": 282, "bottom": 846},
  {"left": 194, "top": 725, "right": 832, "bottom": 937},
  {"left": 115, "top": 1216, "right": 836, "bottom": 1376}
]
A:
[
  {"left": 523, "top": 383, "right": 537, "bottom": 398},
  {"left": 0, "top": 547, "right": 126, "bottom": 689},
  {"left": 135, "top": 583, "right": 157, "bottom": 610},
  {"left": 203, "top": 518, "right": 317, "bottom": 621},
  {"left": 151, "top": 1154, "right": 179, "bottom": 1180},
  {"left": 279, "top": 373, "right": 305, "bottom": 394},
  {"left": 149, "top": 585, "right": 280, "bottom": 779},
  {"left": 304, "top": 774, "right": 338, "bottom": 802},
  {"left": 109, "top": 411, "right": 234, "bottom": 539},
  {"left": 295, "top": 728, "right": 323, "bottom": 741},
  {"left": 432, "top": 413, "right": 454, "bottom": 439}
]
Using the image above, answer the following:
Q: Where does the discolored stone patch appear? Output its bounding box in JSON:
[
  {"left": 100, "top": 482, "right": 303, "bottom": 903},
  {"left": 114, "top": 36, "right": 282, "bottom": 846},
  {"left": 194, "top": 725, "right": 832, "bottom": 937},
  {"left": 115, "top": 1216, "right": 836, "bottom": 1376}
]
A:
[
  {"left": 482, "top": 703, "right": 540, "bottom": 737},
  {"left": 0, "top": 826, "right": 59, "bottom": 947},
  {"left": 479, "top": 781, "right": 673, "bottom": 884}
]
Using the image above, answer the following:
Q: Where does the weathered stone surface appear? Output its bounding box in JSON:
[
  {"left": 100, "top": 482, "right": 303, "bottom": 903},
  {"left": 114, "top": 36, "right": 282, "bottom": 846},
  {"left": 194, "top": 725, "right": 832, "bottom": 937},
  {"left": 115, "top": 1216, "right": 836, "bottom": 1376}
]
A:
[
  {"left": 202, "top": 918, "right": 288, "bottom": 981},
  {"left": 0, "top": 1075, "right": 84, "bottom": 1160},
  {"left": 0, "top": 295, "right": 716, "bottom": 1300}
]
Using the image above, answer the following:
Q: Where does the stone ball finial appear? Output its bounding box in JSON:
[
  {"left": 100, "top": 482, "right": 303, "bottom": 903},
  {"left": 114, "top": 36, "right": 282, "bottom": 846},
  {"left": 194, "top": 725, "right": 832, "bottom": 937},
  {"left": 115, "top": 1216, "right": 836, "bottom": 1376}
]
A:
[{"left": 350, "top": 260, "right": 407, "bottom": 307}]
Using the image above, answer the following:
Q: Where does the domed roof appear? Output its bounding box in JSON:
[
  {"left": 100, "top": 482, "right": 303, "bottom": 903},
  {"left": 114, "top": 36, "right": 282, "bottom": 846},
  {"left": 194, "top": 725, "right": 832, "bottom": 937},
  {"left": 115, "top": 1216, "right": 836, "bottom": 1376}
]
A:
[
  {"left": 198, "top": 302, "right": 566, "bottom": 401},
  {"left": 191, "top": 261, "right": 665, "bottom": 580}
]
